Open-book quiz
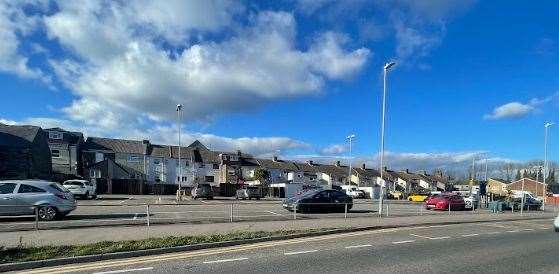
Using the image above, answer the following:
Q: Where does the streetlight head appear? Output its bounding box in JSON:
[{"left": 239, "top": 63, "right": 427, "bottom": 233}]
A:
[
  {"left": 347, "top": 134, "right": 356, "bottom": 139},
  {"left": 176, "top": 104, "right": 182, "bottom": 111},
  {"left": 545, "top": 122, "right": 554, "bottom": 128},
  {"left": 384, "top": 61, "right": 396, "bottom": 71}
]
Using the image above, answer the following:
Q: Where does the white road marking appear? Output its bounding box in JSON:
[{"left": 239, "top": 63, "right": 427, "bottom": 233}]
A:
[
  {"left": 93, "top": 267, "right": 153, "bottom": 274},
  {"left": 133, "top": 213, "right": 139, "bottom": 220},
  {"left": 392, "top": 240, "right": 416, "bottom": 244},
  {"left": 409, "top": 234, "right": 450, "bottom": 240},
  {"left": 284, "top": 250, "right": 318, "bottom": 255},
  {"left": 203, "top": 257, "right": 248, "bottom": 264},
  {"left": 461, "top": 234, "right": 479, "bottom": 237},
  {"left": 487, "top": 231, "right": 501, "bottom": 235},
  {"left": 267, "top": 211, "right": 281, "bottom": 216},
  {"left": 344, "top": 244, "right": 372, "bottom": 249},
  {"left": 430, "top": 236, "right": 451, "bottom": 240},
  {"left": 523, "top": 228, "right": 535, "bottom": 231},
  {"left": 506, "top": 230, "right": 519, "bottom": 233},
  {"left": 409, "top": 233, "right": 432, "bottom": 239},
  {"left": 118, "top": 198, "right": 133, "bottom": 204}
]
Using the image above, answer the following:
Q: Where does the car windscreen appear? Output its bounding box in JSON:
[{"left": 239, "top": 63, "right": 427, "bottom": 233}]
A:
[{"left": 64, "top": 181, "right": 84, "bottom": 186}]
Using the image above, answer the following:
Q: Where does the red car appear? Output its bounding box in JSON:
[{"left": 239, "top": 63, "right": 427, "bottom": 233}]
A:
[{"left": 425, "top": 194, "right": 465, "bottom": 211}]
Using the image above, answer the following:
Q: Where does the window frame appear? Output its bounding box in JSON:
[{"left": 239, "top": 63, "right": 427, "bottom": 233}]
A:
[
  {"left": 48, "top": 131, "right": 63, "bottom": 140},
  {"left": 0, "top": 183, "right": 17, "bottom": 194},
  {"left": 17, "top": 184, "right": 47, "bottom": 194},
  {"left": 51, "top": 149, "right": 61, "bottom": 158}
]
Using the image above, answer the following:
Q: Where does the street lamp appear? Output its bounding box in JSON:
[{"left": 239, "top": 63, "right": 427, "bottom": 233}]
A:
[
  {"left": 379, "top": 61, "right": 396, "bottom": 216},
  {"left": 543, "top": 122, "right": 554, "bottom": 210},
  {"left": 347, "top": 134, "right": 356, "bottom": 187},
  {"left": 176, "top": 104, "right": 183, "bottom": 200}
]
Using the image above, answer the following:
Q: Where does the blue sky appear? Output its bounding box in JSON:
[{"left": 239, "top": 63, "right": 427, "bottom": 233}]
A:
[{"left": 1, "top": 0, "right": 558, "bottom": 173}]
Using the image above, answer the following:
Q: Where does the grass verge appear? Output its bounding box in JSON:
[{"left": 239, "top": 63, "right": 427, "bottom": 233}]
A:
[{"left": 0, "top": 228, "right": 331, "bottom": 264}]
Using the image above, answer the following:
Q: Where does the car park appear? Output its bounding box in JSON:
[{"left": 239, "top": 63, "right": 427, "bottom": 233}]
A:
[
  {"left": 0, "top": 180, "right": 76, "bottom": 221},
  {"left": 282, "top": 189, "right": 353, "bottom": 213},
  {"left": 191, "top": 183, "right": 214, "bottom": 200},
  {"left": 63, "top": 179, "right": 97, "bottom": 199},
  {"left": 236, "top": 186, "right": 263, "bottom": 200}
]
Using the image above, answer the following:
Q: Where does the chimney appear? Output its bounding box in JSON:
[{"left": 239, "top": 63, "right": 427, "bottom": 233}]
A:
[
  {"left": 142, "top": 140, "right": 150, "bottom": 155},
  {"left": 362, "top": 163, "right": 366, "bottom": 170},
  {"left": 307, "top": 160, "right": 314, "bottom": 165},
  {"left": 273, "top": 156, "right": 278, "bottom": 162},
  {"left": 237, "top": 150, "right": 242, "bottom": 157},
  {"left": 405, "top": 169, "right": 410, "bottom": 174},
  {"left": 383, "top": 166, "right": 388, "bottom": 172},
  {"left": 335, "top": 160, "right": 341, "bottom": 167}
]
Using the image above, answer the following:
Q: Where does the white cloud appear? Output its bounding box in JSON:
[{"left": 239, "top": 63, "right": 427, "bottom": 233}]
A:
[
  {"left": 319, "top": 143, "right": 348, "bottom": 155},
  {"left": 40, "top": 4, "right": 370, "bottom": 129},
  {"left": 484, "top": 92, "right": 559, "bottom": 120},
  {"left": 0, "top": 1, "right": 50, "bottom": 82},
  {"left": 484, "top": 102, "right": 534, "bottom": 120}
]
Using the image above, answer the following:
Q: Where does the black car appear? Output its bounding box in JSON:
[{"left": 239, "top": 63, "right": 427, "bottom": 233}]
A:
[{"left": 282, "top": 189, "right": 353, "bottom": 213}]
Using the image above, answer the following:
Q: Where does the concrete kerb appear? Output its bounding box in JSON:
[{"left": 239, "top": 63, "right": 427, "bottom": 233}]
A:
[{"left": 0, "top": 215, "right": 552, "bottom": 272}]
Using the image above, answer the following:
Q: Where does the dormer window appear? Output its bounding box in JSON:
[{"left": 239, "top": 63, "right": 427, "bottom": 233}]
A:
[{"left": 49, "top": 131, "right": 63, "bottom": 140}]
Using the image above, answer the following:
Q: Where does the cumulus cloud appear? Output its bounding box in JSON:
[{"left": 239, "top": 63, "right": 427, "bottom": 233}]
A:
[
  {"left": 37, "top": 2, "right": 370, "bottom": 130},
  {"left": 484, "top": 92, "right": 559, "bottom": 120}
]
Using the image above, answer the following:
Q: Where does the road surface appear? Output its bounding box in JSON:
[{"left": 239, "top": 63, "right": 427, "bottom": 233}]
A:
[{"left": 19, "top": 218, "right": 559, "bottom": 274}]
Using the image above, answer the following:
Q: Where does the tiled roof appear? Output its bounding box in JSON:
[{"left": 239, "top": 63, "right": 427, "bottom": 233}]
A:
[
  {"left": 489, "top": 178, "right": 511, "bottom": 184},
  {"left": 256, "top": 159, "right": 299, "bottom": 171},
  {"left": 84, "top": 137, "right": 145, "bottom": 154},
  {"left": 0, "top": 124, "right": 42, "bottom": 147}
]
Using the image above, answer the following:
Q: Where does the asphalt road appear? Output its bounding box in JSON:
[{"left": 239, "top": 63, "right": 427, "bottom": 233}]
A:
[
  {"left": 19, "top": 218, "right": 558, "bottom": 274},
  {"left": 0, "top": 195, "right": 513, "bottom": 231}
]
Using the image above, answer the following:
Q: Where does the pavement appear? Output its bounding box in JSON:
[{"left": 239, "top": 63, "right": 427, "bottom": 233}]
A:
[
  {"left": 3, "top": 194, "right": 555, "bottom": 232},
  {"left": 13, "top": 218, "right": 559, "bottom": 274},
  {"left": 1, "top": 208, "right": 555, "bottom": 248}
]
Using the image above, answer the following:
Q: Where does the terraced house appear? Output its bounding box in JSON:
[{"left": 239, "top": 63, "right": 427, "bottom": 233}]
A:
[{"left": 44, "top": 127, "right": 84, "bottom": 181}]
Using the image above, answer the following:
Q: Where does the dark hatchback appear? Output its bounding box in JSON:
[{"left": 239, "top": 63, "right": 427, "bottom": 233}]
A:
[{"left": 282, "top": 189, "right": 353, "bottom": 213}]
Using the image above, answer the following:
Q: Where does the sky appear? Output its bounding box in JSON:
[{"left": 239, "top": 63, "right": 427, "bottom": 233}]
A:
[{"left": 1, "top": 0, "right": 558, "bottom": 175}]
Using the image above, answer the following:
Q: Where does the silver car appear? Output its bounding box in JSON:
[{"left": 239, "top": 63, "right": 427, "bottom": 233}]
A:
[{"left": 0, "top": 180, "right": 76, "bottom": 221}]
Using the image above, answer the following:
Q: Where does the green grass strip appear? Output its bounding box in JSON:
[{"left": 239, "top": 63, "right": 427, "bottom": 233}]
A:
[{"left": 0, "top": 228, "right": 331, "bottom": 264}]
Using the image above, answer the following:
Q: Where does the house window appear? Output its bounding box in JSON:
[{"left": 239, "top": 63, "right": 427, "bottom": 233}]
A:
[
  {"left": 230, "top": 156, "right": 239, "bottom": 161},
  {"left": 51, "top": 149, "right": 61, "bottom": 158},
  {"left": 128, "top": 155, "right": 140, "bottom": 162},
  {"left": 228, "top": 170, "right": 236, "bottom": 175},
  {"left": 213, "top": 164, "right": 219, "bottom": 169},
  {"left": 182, "top": 176, "right": 187, "bottom": 182},
  {"left": 205, "top": 176, "right": 214, "bottom": 182},
  {"left": 48, "top": 131, "right": 63, "bottom": 140},
  {"left": 90, "top": 169, "right": 95, "bottom": 178}
]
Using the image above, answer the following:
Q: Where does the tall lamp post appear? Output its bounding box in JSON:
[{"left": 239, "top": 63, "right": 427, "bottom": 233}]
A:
[
  {"left": 176, "top": 104, "right": 183, "bottom": 200},
  {"left": 543, "top": 122, "right": 554, "bottom": 211},
  {"left": 347, "top": 134, "right": 356, "bottom": 187},
  {"left": 379, "top": 61, "right": 396, "bottom": 216}
]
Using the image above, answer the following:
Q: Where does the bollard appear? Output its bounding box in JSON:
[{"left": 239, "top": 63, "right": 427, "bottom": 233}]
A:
[
  {"left": 472, "top": 202, "right": 475, "bottom": 213},
  {"left": 448, "top": 203, "right": 451, "bottom": 215},
  {"left": 293, "top": 205, "right": 297, "bottom": 220},
  {"left": 386, "top": 202, "right": 389, "bottom": 217},
  {"left": 419, "top": 204, "right": 423, "bottom": 216},
  {"left": 344, "top": 203, "right": 348, "bottom": 219},
  {"left": 146, "top": 204, "right": 150, "bottom": 227},
  {"left": 230, "top": 203, "right": 234, "bottom": 223},
  {"left": 34, "top": 206, "right": 39, "bottom": 231}
]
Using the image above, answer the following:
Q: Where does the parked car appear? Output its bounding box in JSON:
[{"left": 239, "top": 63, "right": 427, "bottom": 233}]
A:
[
  {"left": 282, "top": 189, "right": 353, "bottom": 213},
  {"left": 425, "top": 194, "right": 465, "bottom": 211},
  {"left": 554, "top": 215, "right": 559, "bottom": 232},
  {"left": 345, "top": 187, "right": 366, "bottom": 199},
  {"left": 388, "top": 191, "right": 404, "bottom": 200},
  {"left": 63, "top": 180, "right": 97, "bottom": 199},
  {"left": 0, "top": 180, "right": 76, "bottom": 221},
  {"left": 236, "top": 186, "right": 263, "bottom": 200},
  {"left": 408, "top": 193, "right": 429, "bottom": 202},
  {"left": 191, "top": 183, "right": 213, "bottom": 200}
]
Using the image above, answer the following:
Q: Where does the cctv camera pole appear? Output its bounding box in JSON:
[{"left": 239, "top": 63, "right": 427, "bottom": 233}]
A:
[
  {"left": 543, "top": 122, "right": 554, "bottom": 211},
  {"left": 176, "top": 104, "right": 183, "bottom": 201},
  {"left": 379, "top": 61, "right": 395, "bottom": 217}
]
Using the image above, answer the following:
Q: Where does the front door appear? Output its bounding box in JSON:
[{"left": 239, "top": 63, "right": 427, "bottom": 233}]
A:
[{"left": 0, "top": 182, "right": 19, "bottom": 215}]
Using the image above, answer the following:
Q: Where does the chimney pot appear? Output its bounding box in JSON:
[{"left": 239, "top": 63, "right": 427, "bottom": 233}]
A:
[
  {"left": 362, "top": 163, "right": 366, "bottom": 169},
  {"left": 335, "top": 160, "right": 341, "bottom": 166},
  {"left": 307, "top": 160, "right": 314, "bottom": 165},
  {"left": 237, "top": 150, "right": 242, "bottom": 156},
  {"left": 273, "top": 156, "right": 278, "bottom": 162}
]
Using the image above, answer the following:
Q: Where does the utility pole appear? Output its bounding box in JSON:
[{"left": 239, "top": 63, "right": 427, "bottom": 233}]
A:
[
  {"left": 378, "top": 61, "right": 395, "bottom": 216},
  {"left": 347, "top": 134, "right": 356, "bottom": 188},
  {"left": 543, "top": 122, "right": 554, "bottom": 210},
  {"left": 176, "top": 104, "right": 183, "bottom": 201}
]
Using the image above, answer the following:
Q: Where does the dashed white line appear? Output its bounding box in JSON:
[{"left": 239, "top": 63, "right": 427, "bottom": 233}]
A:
[
  {"left": 203, "top": 257, "right": 248, "bottom": 264},
  {"left": 506, "top": 230, "right": 519, "bottom": 233},
  {"left": 461, "top": 234, "right": 479, "bottom": 237},
  {"left": 284, "top": 250, "right": 318, "bottom": 255},
  {"left": 523, "top": 228, "right": 535, "bottom": 231},
  {"left": 409, "top": 234, "right": 432, "bottom": 239},
  {"left": 93, "top": 267, "right": 153, "bottom": 274},
  {"left": 430, "top": 236, "right": 451, "bottom": 240},
  {"left": 344, "top": 244, "right": 372, "bottom": 249},
  {"left": 487, "top": 231, "right": 501, "bottom": 235},
  {"left": 267, "top": 211, "right": 281, "bottom": 216},
  {"left": 392, "top": 240, "right": 416, "bottom": 244}
]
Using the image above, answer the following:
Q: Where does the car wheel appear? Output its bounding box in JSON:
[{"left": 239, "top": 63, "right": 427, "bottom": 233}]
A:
[
  {"left": 257, "top": 198, "right": 261, "bottom": 200},
  {"left": 84, "top": 192, "right": 90, "bottom": 199},
  {"left": 38, "top": 206, "right": 58, "bottom": 221},
  {"left": 408, "top": 198, "right": 413, "bottom": 202},
  {"left": 555, "top": 227, "right": 559, "bottom": 232}
]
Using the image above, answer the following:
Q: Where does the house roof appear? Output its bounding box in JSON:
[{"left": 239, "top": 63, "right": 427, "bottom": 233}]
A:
[
  {"left": 44, "top": 128, "right": 84, "bottom": 144},
  {"left": 354, "top": 168, "right": 394, "bottom": 180},
  {"left": 84, "top": 137, "right": 145, "bottom": 154},
  {"left": 489, "top": 178, "right": 511, "bottom": 184},
  {"left": 0, "top": 124, "right": 42, "bottom": 147},
  {"left": 256, "top": 158, "right": 299, "bottom": 171}
]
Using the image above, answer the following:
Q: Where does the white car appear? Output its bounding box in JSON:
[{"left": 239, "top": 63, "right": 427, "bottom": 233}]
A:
[
  {"left": 554, "top": 215, "right": 559, "bottom": 232},
  {"left": 63, "top": 180, "right": 97, "bottom": 199},
  {"left": 346, "top": 188, "right": 366, "bottom": 199}
]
